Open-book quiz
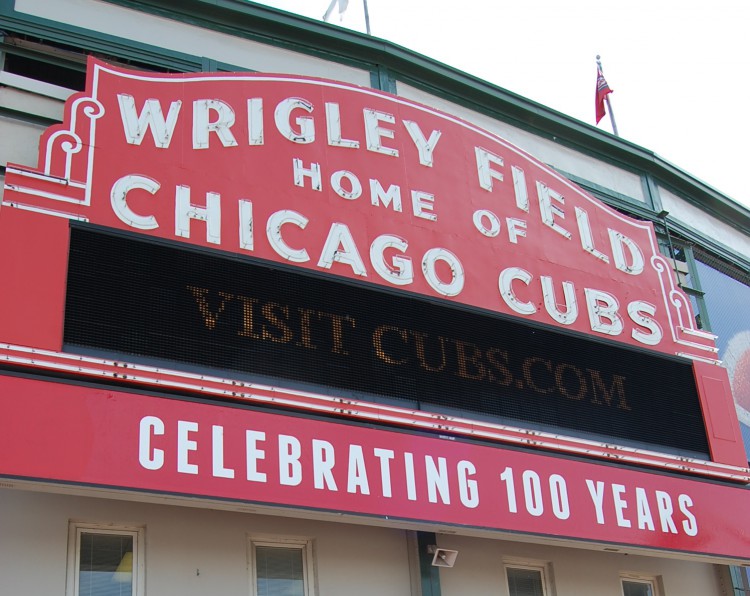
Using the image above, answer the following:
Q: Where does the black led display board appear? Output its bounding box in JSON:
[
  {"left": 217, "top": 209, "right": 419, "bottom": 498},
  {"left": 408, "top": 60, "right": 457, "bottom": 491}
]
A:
[{"left": 64, "top": 227, "right": 710, "bottom": 457}]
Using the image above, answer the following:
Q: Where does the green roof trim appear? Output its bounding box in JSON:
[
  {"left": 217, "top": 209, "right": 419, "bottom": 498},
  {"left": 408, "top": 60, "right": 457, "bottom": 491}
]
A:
[
  {"left": 97, "top": 0, "right": 749, "bottom": 235},
  {"left": 0, "top": 0, "right": 204, "bottom": 71},
  {"left": 2, "top": 0, "right": 748, "bottom": 241}
]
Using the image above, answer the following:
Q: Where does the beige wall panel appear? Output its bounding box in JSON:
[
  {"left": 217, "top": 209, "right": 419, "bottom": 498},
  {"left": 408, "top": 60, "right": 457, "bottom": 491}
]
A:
[
  {"left": 14, "top": 0, "right": 371, "bottom": 86},
  {"left": 396, "top": 82, "right": 647, "bottom": 204},
  {"left": 0, "top": 86, "right": 66, "bottom": 121},
  {"left": 314, "top": 528, "right": 412, "bottom": 595},
  {"left": 0, "top": 488, "right": 729, "bottom": 596},
  {"left": 0, "top": 488, "right": 70, "bottom": 594},
  {"left": 434, "top": 534, "right": 505, "bottom": 596},
  {"left": 436, "top": 533, "right": 723, "bottom": 596},
  {"left": 659, "top": 186, "right": 750, "bottom": 257},
  {"left": 142, "top": 505, "right": 250, "bottom": 594},
  {"left": 0, "top": 489, "right": 413, "bottom": 596},
  {"left": 0, "top": 116, "right": 45, "bottom": 168}
]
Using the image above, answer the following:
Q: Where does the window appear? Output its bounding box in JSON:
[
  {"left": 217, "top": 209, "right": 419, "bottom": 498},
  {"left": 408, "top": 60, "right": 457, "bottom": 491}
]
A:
[
  {"left": 0, "top": 33, "right": 191, "bottom": 97},
  {"left": 249, "top": 536, "right": 315, "bottom": 596},
  {"left": 66, "top": 523, "right": 144, "bottom": 596},
  {"left": 692, "top": 249, "right": 750, "bottom": 462},
  {"left": 0, "top": 34, "right": 87, "bottom": 91},
  {"left": 621, "top": 575, "right": 659, "bottom": 596},
  {"left": 505, "top": 561, "right": 552, "bottom": 596},
  {"left": 655, "top": 232, "right": 710, "bottom": 330},
  {"left": 730, "top": 566, "right": 750, "bottom": 595}
]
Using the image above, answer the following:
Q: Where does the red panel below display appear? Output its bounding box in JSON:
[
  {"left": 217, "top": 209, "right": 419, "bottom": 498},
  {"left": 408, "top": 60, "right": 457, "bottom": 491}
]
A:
[
  {"left": 0, "top": 208, "right": 68, "bottom": 350},
  {"left": 1, "top": 373, "right": 749, "bottom": 561}
]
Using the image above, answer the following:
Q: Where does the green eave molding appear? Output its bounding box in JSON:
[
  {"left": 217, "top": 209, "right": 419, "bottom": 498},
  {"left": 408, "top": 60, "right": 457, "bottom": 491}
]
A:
[{"left": 2, "top": 0, "right": 749, "bottom": 241}]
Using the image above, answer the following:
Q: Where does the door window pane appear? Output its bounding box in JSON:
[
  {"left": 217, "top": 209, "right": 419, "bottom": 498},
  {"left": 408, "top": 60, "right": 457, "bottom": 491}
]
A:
[
  {"left": 622, "top": 579, "right": 654, "bottom": 596},
  {"left": 78, "top": 532, "right": 134, "bottom": 596},
  {"left": 507, "top": 566, "right": 545, "bottom": 596},
  {"left": 255, "top": 545, "right": 305, "bottom": 596}
]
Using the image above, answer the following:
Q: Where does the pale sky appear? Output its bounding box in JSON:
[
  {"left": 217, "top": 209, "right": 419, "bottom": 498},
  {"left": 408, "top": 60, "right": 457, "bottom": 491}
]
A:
[{"left": 252, "top": 0, "right": 750, "bottom": 212}]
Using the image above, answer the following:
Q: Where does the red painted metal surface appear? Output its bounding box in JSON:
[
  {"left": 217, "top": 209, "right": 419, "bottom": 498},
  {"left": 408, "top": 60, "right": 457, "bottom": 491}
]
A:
[
  {"left": 3, "top": 59, "right": 715, "bottom": 357},
  {"left": 0, "top": 208, "right": 69, "bottom": 350},
  {"left": 1, "top": 58, "right": 746, "bottom": 472},
  {"left": 1, "top": 374, "right": 748, "bottom": 560},
  {"left": 2, "top": 343, "right": 746, "bottom": 482}
]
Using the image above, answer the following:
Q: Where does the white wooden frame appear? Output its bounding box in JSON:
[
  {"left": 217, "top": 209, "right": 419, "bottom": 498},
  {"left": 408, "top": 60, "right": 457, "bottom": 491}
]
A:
[
  {"left": 247, "top": 534, "right": 316, "bottom": 596},
  {"left": 503, "top": 557, "right": 554, "bottom": 596},
  {"left": 66, "top": 521, "right": 145, "bottom": 596}
]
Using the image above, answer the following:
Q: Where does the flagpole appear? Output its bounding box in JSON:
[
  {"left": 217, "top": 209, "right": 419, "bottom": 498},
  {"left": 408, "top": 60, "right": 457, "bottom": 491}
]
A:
[
  {"left": 363, "top": 0, "right": 371, "bottom": 35},
  {"left": 596, "top": 55, "right": 619, "bottom": 137}
]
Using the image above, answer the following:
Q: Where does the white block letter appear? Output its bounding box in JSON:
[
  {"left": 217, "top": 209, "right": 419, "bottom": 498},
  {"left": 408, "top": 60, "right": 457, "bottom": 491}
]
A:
[
  {"left": 177, "top": 420, "right": 199, "bottom": 475},
  {"left": 475, "top": 147, "right": 504, "bottom": 191},
  {"left": 139, "top": 416, "right": 164, "bottom": 470},
  {"left": 111, "top": 175, "right": 160, "bottom": 230},
  {"left": 585, "top": 288, "right": 623, "bottom": 336},
  {"left": 118, "top": 94, "right": 181, "bottom": 148},
  {"left": 193, "top": 99, "right": 238, "bottom": 149},
  {"left": 275, "top": 97, "right": 315, "bottom": 144}
]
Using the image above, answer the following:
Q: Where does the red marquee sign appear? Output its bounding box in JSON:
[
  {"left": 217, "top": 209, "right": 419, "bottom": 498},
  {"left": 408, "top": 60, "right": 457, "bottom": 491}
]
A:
[
  {"left": 1, "top": 374, "right": 749, "bottom": 561},
  {"left": 0, "top": 59, "right": 746, "bottom": 473},
  {"left": 3, "top": 59, "right": 716, "bottom": 357}
]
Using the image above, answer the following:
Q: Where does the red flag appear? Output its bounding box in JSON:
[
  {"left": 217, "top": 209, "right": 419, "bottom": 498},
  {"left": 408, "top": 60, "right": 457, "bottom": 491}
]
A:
[{"left": 595, "top": 66, "right": 613, "bottom": 124}]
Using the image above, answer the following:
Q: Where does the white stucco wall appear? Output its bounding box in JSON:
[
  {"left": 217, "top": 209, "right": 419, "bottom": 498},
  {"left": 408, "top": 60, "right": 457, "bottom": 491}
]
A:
[
  {"left": 0, "top": 116, "right": 46, "bottom": 169},
  {"left": 0, "top": 488, "right": 727, "bottom": 596},
  {"left": 659, "top": 185, "right": 750, "bottom": 258},
  {"left": 437, "top": 533, "right": 724, "bottom": 596},
  {"left": 0, "top": 488, "right": 415, "bottom": 596},
  {"left": 0, "top": 78, "right": 68, "bottom": 119},
  {"left": 0, "top": 82, "right": 67, "bottom": 178}
]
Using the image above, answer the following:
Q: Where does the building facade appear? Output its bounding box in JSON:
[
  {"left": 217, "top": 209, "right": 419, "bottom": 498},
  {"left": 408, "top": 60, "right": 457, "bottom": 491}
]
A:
[{"left": 1, "top": 1, "right": 750, "bottom": 595}]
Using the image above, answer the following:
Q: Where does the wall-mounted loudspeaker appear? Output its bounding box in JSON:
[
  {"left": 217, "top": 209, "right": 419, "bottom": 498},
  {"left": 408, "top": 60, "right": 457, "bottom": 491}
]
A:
[{"left": 427, "top": 545, "right": 458, "bottom": 568}]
